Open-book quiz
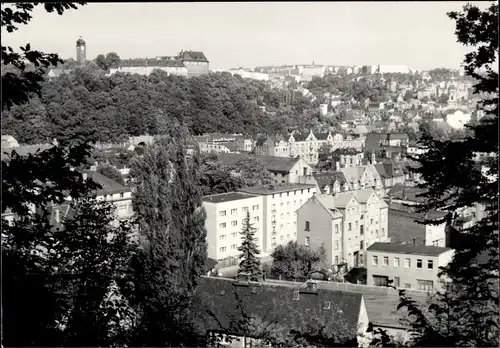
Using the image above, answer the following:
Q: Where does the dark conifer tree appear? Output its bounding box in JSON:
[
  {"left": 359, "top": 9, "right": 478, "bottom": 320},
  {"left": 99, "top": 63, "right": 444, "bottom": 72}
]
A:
[{"left": 238, "top": 211, "right": 262, "bottom": 281}]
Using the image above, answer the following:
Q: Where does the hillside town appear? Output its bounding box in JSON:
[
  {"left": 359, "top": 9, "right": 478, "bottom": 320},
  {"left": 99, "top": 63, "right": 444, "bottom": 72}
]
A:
[{"left": 2, "top": 2, "right": 498, "bottom": 348}]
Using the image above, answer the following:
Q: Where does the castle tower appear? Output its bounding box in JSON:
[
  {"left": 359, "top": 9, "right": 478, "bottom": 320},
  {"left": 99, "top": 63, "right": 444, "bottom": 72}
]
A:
[{"left": 76, "top": 37, "right": 86, "bottom": 67}]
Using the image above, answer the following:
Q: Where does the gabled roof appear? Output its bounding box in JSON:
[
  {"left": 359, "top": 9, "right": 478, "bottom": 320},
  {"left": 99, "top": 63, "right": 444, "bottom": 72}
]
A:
[
  {"left": 194, "top": 276, "right": 363, "bottom": 338},
  {"left": 354, "top": 188, "right": 375, "bottom": 203},
  {"left": 332, "top": 191, "right": 357, "bottom": 208},
  {"left": 178, "top": 50, "right": 209, "bottom": 62},
  {"left": 291, "top": 132, "right": 309, "bottom": 142},
  {"left": 83, "top": 171, "right": 130, "bottom": 196},
  {"left": 315, "top": 195, "right": 344, "bottom": 219},
  {"left": 313, "top": 171, "right": 348, "bottom": 188},
  {"left": 367, "top": 242, "right": 452, "bottom": 256},
  {"left": 341, "top": 166, "right": 366, "bottom": 183}
]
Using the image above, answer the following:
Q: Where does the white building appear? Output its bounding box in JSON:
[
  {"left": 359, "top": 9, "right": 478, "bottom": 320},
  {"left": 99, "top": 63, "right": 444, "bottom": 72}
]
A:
[
  {"left": 447, "top": 110, "right": 471, "bottom": 129},
  {"left": 366, "top": 243, "right": 454, "bottom": 292},
  {"left": 239, "top": 183, "right": 317, "bottom": 253},
  {"left": 203, "top": 192, "right": 265, "bottom": 261}
]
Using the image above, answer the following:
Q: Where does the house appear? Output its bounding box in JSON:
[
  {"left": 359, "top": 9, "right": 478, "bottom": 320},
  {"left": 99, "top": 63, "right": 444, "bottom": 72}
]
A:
[
  {"left": 254, "top": 135, "right": 289, "bottom": 157},
  {"left": 297, "top": 188, "right": 389, "bottom": 271},
  {"left": 382, "top": 133, "right": 409, "bottom": 147},
  {"left": 340, "top": 164, "right": 385, "bottom": 197},
  {"left": 47, "top": 68, "right": 73, "bottom": 79},
  {"left": 373, "top": 160, "right": 406, "bottom": 191},
  {"left": 313, "top": 171, "right": 351, "bottom": 194},
  {"left": 289, "top": 130, "right": 330, "bottom": 165},
  {"left": 216, "top": 154, "right": 313, "bottom": 185},
  {"left": 176, "top": 50, "right": 209, "bottom": 77},
  {"left": 332, "top": 148, "right": 365, "bottom": 168},
  {"left": 203, "top": 192, "right": 264, "bottom": 261},
  {"left": 195, "top": 276, "right": 368, "bottom": 346},
  {"left": 83, "top": 171, "right": 134, "bottom": 221},
  {"left": 239, "top": 183, "right": 317, "bottom": 253},
  {"left": 366, "top": 242, "right": 454, "bottom": 292}
]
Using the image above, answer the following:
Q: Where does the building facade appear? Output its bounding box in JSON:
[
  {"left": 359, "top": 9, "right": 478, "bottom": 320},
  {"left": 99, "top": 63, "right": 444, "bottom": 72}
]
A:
[
  {"left": 240, "top": 184, "right": 317, "bottom": 253},
  {"left": 203, "top": 192, "right": 264, "bottom": 261},
  {"left": 177, "top": 50, "right": 209, "bottom": 77},
  {"left": 76, "top": 37, "right": 86, "bottom": 67},
  {"left": 366, "top": 242, "right": 454, "bottom": 292},
  {"left": 297, "top": 188, "right": 389, "bottom": 271}
]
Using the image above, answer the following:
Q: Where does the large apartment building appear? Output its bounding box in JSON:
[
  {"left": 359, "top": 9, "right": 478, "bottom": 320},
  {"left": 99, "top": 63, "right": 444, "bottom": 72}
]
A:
[
  {"left": 239, "top": 183, "right": 317, "bottom": 253},
  {"left": 254, "top": 135, "right": 290, "bottom": 157},
  {"left": 203, "top": 192, "right": 264, "bottom": 261},
  {"left": 288, "top": 130, "right": 332, "bottom": 164},
  {"left": 297, "top": 188, "right": 389, "bottom": 271},
  {"left": 366, "top": 242, "right": 454, "bottom": 292}
]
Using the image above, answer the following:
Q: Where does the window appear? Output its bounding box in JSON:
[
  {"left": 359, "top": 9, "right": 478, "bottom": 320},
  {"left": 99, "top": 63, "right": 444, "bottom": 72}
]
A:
[
  {"left": 417, "top": 259, "right": 423, "bottom": 269},
  {"left": 370, "top": 218, "right": 373, "bottom": 225},
  {"left": 253, "top": 216, "right": 259, "bottom": 222},
  {"left": 348, "top": 222, "right": 352, "bottom": 231},
  {"left": 271, "top": 204, "right": 276, "bottom": 210},
  {"left": 231, "top": 208, "right": 237, "bottom": 215},
  {"left": 335, "top": 256, "right": 339, "bottom": 264},
  {"left": 242, "top": 207, "right": 248, "bottom": 213},
  {"left": 383, "top": 256, "right": 389, "bottom": 266},
  {"left": 219, "top": 234, "right": 226, "bottom": 240},
  {"left": 305, "top": 221, "right": 310, "bottom": 231},
  {"left": 220, "top": 210, "right": 227, "bottom": 216},
  {"left": 231, "top": 232, "right": 237, "bottom": 237},
  {"left": 359, "top": 254, "right": 364, "bottom": 264},
  {"left": 230, "top": 220, "right": 237, "bottom": 227},
  {"left": 335, "top": 241, "right": 339, "bottom": 250},
  {"left": 219, "top": 223, "right": 226, "bottom": 228},
  {"left": 428, "top": 260, "right": 434, "bottom": 269},
  {"left": 417, "top": 279, "right": 434, "bottom": 292},
  {"left": 120, "top": 192, "right": 124, "bottom": 198},
  {"left": 252, "top": 205, "right": 259, "bottom": 211},
  {"left": 394, "top": 257, "right": 400, "bottom": 267},
  {"left": 355, "top": 221, "right": 358, "bottom": 229},
  {"left": 373, "top": 275, "right": 388, "bottom": 287},
  {"left": 335, "top": 224, "right": 339, "bottom": 234},
  {"left": 360, "top": 241, "right": 364, "bottom": 250},
  {"left": 372, "top": 255, "right": 379, "bottom": 266},
  {"left": 404, "top": 283, "right": 411, "bottom": 289},
  {"left": 360, "top": 225, "right": 364, "bottom": 235},
  {"left": 405, "top": 258, "right": 411, "bottom": 268},
  {"left": 382, "top": 228, "right": 385, "bottom": 236},
  {"left": 305, "top": 237, "right": 310, "bottom": 246},
  {"left": 219, "top": 247, "right": 226, "bottom": 253},
  {"left": 280, "top": 202, "right": 284, "bottom": 207},
  {"left": 394, "top": 277, "right": 400, "bottom": 287}
]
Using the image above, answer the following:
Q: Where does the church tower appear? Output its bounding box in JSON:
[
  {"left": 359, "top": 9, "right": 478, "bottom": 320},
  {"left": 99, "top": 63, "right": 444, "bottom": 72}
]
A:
[{"left": 76, "top": 37, "right": 86, "bottom": 67}]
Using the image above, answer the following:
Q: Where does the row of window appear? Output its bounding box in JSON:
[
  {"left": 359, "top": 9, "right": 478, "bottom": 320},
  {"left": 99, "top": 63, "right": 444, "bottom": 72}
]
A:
[
  {"left": 219, "top": 230, "right": 260, "bottom": 240},
  {"left": 219, "top": 216, "right": 260, "bottom": 228},
  {"left": 219, "top": 206, "right": 259, "bottom": 217},
  {"left": 372, "top": 255, "right": 434, "bottom": 269},
  {"left": 271, "top": 200, "right": 303, "bottom": 209},
  {"left": 305, "top": 221, "right": 383, "bottom": 235},
  {"left": 271, "top": 189, "right": 311, "bottom": 199}
]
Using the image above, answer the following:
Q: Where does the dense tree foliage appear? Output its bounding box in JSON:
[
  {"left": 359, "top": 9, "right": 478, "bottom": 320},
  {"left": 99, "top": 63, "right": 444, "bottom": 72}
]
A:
[
  {"left": 2, "top": 138, "right": 135, "bottom": 346},
  {"left": 198, "top": 153, "right": 273, "bottom": 196},
  {"left": 1, "top": 70, "right": 318, "bottom": 143},
  {"left": 97, "top": 162, "right": 126, "bottom": 185},
  {"left": 127, "top": 129, "right": 208, "bottom": 346},
  {"left": 372, "top": 2, "right": 499, "bottom": 347},
  {"left": 270, "top": 241, "right": 326, "bottom": 281}
]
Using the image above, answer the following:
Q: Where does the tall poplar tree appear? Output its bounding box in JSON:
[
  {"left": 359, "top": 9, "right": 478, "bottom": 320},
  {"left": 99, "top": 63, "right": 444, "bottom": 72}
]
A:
[
  {"left": 371, "top": 2, "right": 498, "bottom": 347},
  {"left": 128, "top": 125, "right": 208, "bottom": 346},
  {"left": 238, "top": 211, "right": 262, "bottom": 281}
]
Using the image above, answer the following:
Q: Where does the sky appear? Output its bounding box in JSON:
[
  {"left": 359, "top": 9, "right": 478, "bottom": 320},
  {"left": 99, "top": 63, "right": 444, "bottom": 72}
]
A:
[{"left": 2, "top": 1, "right": 490, "bottom": 70}]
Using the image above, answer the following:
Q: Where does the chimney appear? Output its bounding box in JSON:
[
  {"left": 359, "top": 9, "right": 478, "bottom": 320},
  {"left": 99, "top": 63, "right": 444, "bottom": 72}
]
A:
[
  {"left": 371, "top": 151, "right": 377, "bottom": 165},
  {"left": 55, "top": 208, "right": 60, "bottom": 224}
]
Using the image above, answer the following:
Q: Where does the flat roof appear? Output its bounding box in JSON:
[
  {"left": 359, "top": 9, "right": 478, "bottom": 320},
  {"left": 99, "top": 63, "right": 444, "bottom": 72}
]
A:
[
  {"left": 367, "top": 242, "right": 452, "bottom": 256},
  {"left": 203, "top": 192, "right": 259, "bottom": 204},
  {"left": 239, "top": 183, "right": 316, "bottom": 195}
]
